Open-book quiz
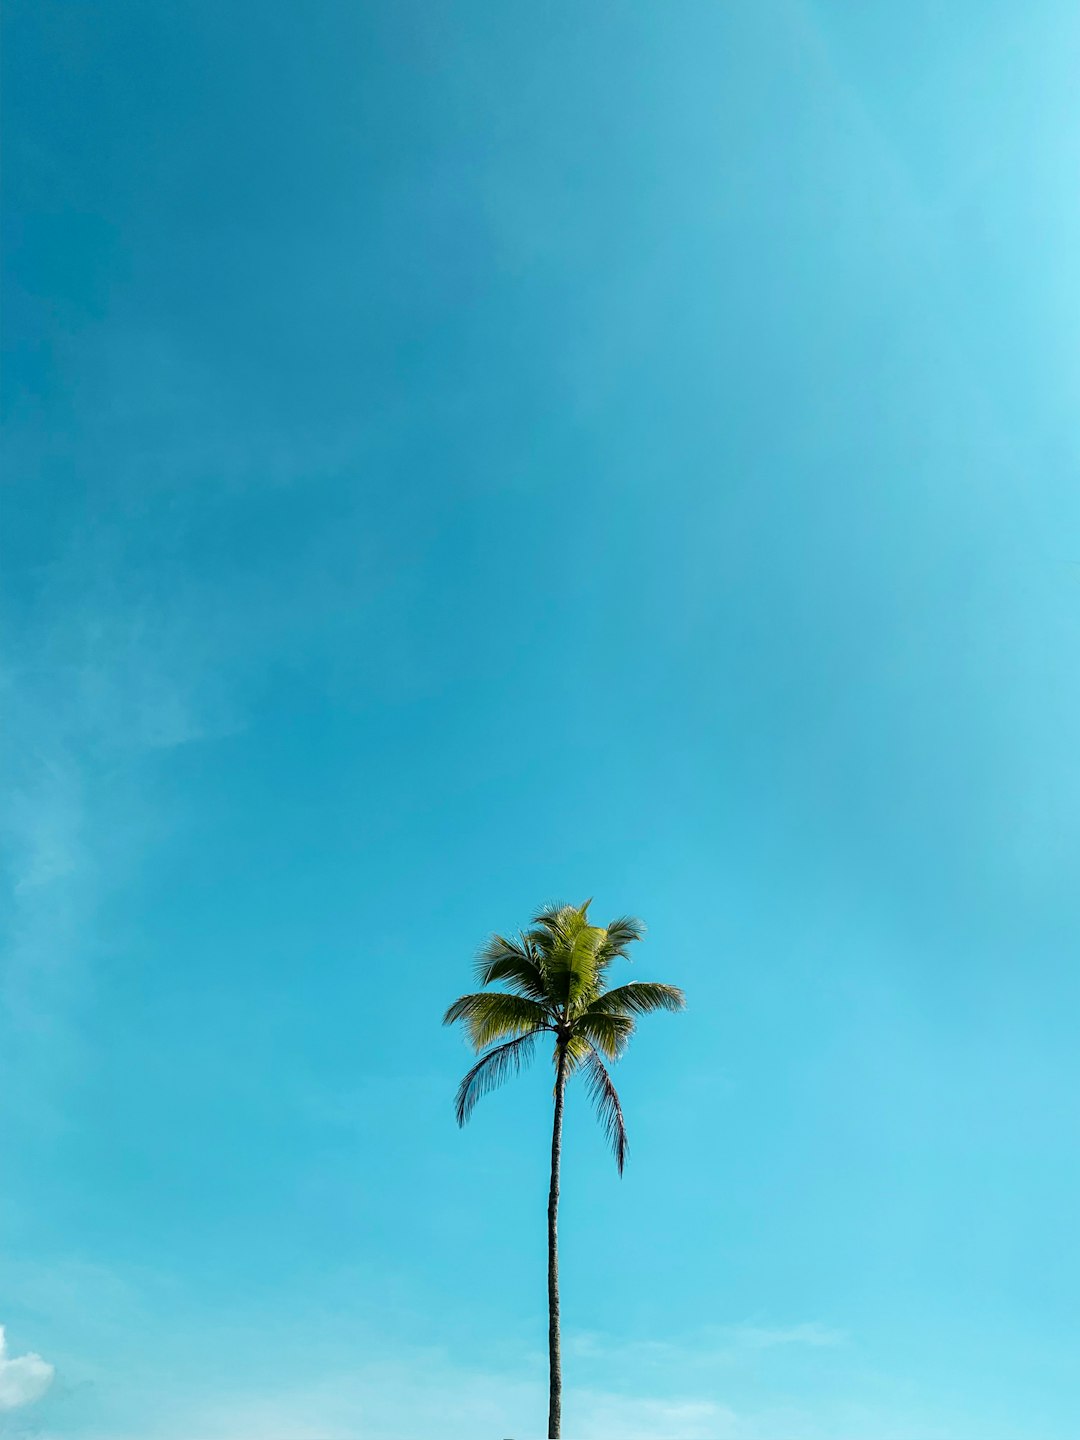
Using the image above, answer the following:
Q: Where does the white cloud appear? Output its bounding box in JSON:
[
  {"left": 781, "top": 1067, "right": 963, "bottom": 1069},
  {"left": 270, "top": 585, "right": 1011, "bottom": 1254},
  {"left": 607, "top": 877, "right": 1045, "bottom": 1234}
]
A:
[{"left": 0, "top": 1326, "right": 54, "bottom": 1411}]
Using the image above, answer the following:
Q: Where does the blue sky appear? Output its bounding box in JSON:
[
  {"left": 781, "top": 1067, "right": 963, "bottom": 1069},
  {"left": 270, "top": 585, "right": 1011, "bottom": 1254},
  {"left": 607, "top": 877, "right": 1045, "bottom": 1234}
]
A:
[{"left": 2, "top": 1, "right": 1079, "bottom": 1436}]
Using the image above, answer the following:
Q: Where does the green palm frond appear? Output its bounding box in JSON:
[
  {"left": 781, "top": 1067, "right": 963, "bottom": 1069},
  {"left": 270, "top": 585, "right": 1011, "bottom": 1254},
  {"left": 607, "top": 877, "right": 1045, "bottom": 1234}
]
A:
[
  {"left": 474, "top": 933, "right": 549, "bottom": 1000},
  {"left": 575, "top": 1009, "right": 634, "bottom": 1061},
  {"left": 560, "top": 1030, "right": 592, "bottom": 1076},
  {"left": 597, "top": 915, "right": 645, "bottom": 968},
  {"left": 527, "top": 901, "right": 570, "bottom": 936},
  {"left": 443, "top": 992, "right": 551, "bottom": 1049},
  {"left": 565, "top": 920, "right": 606, "bottom": 1010},
  {"left": 454, "top": 1031, "right": 542, "bottom": 1126},
  {"left": 536, "top": 898, "right": 592, "bottom": 924},
  {"left": 526, "top": 901, "right": 589, "bottom": 957},
  {"left": 528, "top": 904, "right": 607, "bottom": 1014},
  {"left": 582, "top": 1045, "right": 628, "bottom": 1174},
  {"left": 585, "top": 981, "right": 686, "bottom": 1018}
]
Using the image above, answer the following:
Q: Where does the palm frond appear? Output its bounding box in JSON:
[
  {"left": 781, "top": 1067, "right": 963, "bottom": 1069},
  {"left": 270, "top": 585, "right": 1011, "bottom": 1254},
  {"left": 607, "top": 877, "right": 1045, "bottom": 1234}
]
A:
[
  {"left": 585, "top": 981, "right": 686, "bottom": 1017},
  {"left": 474, "top": 933, "right": 549, "bottom": 1000},
  {"left": 443, "top": 992, "right": 551, "bottom": 1049},
  {"left": 529, "top": 905, "right": 607, "bottom": 1014},
  {"left": 582, "top": 1045, "right": 628, "bottom": 1174},
  {"left": 529, "top": 901, "right": 571, "bottom": 930},
  {"left": 526, "top": 903, "right": 576, "bottom": 955},
  {"left": 575, "top": 1009, "right": 634, "bottom": 1061},
  {"left": 561, "top": 1030, "right": 592, "bottom": 1076},
  {"left": 454, "top": 1031, "right": 542, "bottom": 1126},
  {"left": 567, "top": 919, "right": 607, "bottom": 1010},
  {"left": 597, "top": 915, "right": 645, "bottom": 967}
]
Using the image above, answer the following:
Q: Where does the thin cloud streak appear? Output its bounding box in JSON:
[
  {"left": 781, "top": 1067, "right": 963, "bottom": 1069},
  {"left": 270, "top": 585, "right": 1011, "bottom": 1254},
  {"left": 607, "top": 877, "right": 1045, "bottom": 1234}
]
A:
[{"left": 568, "top": 1319, "right": 846, "bottom": 1367}]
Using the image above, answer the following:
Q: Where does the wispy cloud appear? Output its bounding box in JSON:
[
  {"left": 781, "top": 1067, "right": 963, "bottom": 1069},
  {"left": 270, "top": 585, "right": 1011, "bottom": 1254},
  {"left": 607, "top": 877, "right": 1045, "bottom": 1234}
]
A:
[
  {"left": 571, "top": 1390, "right": 738, "bottom": 1440},
  {"left": 724, "top": 1321, "right": 845, "bottom": 1350},
  {"left": 568, "top": 1319, "right": 846, "bottom": 1368},
  {"left": 1, "top": 451, "right": 316, "bottom": 1123},
  {"left": 0, "top": 1327, "right": 54, "bottom": 1412},
  {"left": 73, "top": 1354, "right": 739, "bottom": 1440},
  {"left": 73, "top": 1356, "right": 958, "bottom": 1440},
  {"left": 0, "top": 1262, "right": 963, "bottom": 1440},
  {"left": 0, "top": 565, "right": 216, "bottom": 1130}
]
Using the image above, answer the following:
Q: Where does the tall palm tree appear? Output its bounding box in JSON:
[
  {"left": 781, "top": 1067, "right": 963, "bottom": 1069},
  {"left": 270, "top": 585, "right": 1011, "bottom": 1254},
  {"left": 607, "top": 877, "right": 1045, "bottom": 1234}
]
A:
[{"left": 443, "top": 900, "right": 685, "bottom": 1440}]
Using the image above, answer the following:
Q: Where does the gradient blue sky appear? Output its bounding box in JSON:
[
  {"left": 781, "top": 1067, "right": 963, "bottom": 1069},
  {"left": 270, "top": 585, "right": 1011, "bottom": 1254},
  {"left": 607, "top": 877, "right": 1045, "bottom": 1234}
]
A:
[{"left": 2, "top": 3, "right": 1079, "bottom": 1437}]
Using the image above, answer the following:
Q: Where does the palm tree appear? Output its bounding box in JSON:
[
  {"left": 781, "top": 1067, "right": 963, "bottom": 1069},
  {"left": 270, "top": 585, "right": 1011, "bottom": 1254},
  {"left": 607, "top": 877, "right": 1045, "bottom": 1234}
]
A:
[{"left": 443, "top": 900, "right": 685, "bottom": 1439}]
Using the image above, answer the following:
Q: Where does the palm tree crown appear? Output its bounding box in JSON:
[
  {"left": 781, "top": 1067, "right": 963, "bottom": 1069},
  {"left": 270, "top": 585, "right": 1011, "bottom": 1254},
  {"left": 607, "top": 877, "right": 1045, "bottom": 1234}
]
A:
[{"left": 443, "top": 900, "right": 684, "bottom": 1171}]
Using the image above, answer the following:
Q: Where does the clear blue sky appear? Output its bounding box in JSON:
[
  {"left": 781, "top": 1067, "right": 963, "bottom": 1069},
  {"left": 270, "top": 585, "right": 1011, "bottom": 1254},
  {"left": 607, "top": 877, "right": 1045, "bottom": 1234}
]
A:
[{"left": 2, "top": 3, "right": 1078, "bottom": 1437}]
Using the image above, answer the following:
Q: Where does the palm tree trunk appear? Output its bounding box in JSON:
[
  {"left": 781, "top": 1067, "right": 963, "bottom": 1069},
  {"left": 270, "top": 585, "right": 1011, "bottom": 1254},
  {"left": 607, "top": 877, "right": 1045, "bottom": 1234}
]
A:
[{"left": 547, "top": 1044, "right": 568, "bottom": 1439}]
